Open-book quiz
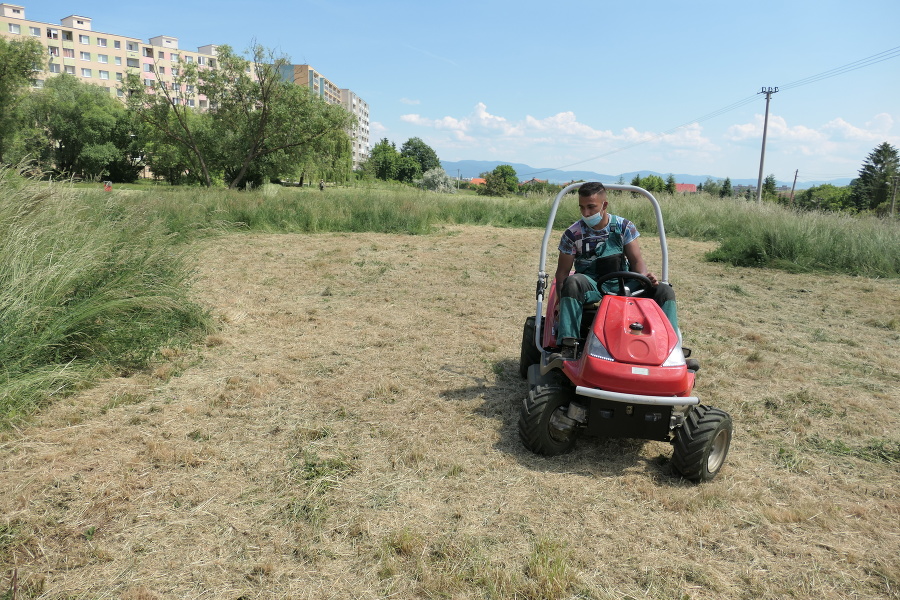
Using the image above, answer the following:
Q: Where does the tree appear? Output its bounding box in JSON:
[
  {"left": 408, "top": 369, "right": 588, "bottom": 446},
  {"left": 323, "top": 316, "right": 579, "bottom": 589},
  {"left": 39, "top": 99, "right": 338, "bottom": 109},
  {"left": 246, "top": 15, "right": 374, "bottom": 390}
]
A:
[
  {"left": 22, "top": 75, "right": 139, "bottom": 180},
  {"left": 395, "top": 155, "right": 421, "bottom": 184},
  {"left": 400, "top": 137, "right": 440, "bottom": 174},
  {"left": 365, "top": 138, "right": 399, "bottom": 181},
  {"left": 665, "top": 174, "right": 677, "bottom": 195},
  {"left": 795, "top": 184, "right": 852, "bottom": 212},
  {"left": 477, "top": 164, "right": 518, "bottom": 197},
  {"left": 128, "top": 43, "right": 352, "bottom": 188},
  {"left": 762, "top": 174, "right": 778, "bottom": 202},
  {"left": 849, "top": 142, "right": 899, "bottom": 212},
  {"left": 419, "top": 167, "right": 456, "bottom": 193},
  {"left": 702, "top": 177, "right": 721, "bottom": 197},
  {"left": 0, "top": 36, "right": 44, "bottom": 163},
  {"left": 720, "top": 177, "right": 733, "bottom": 198}
]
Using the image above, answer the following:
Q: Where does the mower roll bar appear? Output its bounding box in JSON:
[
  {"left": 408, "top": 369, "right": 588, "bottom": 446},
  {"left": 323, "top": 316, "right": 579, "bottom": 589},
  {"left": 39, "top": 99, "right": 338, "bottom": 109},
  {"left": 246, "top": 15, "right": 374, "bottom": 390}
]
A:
[{"left": 533, "top": 182, "right": 670, "bottom": 359}]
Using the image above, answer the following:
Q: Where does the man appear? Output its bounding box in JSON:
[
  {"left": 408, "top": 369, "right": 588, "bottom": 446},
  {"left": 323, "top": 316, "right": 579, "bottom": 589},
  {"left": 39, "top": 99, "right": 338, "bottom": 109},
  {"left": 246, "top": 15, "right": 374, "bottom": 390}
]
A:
[{"left": 552, "top": 181, "right": 679, "bottom": 360}]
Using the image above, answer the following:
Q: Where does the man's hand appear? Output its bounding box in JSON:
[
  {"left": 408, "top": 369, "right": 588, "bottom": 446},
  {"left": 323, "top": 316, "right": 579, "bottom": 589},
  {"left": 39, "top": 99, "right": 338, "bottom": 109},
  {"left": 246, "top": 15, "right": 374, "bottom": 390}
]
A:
[{"left": 645, "top": 271, "right": 659, "bottom": 286}]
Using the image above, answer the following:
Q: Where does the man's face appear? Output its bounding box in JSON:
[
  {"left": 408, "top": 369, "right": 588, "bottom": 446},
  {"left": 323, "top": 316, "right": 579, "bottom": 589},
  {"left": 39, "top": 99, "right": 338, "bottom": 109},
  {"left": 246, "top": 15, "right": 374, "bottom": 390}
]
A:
[{"left": 579, "top": 192, "right": 608, "bottom": 219}]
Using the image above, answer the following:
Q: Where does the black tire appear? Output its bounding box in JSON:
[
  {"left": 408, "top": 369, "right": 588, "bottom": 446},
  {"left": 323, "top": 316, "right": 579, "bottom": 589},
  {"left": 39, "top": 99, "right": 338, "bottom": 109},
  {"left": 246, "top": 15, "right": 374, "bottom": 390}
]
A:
[
  {"left": 518, "top": 383, "right": 580, "bottom": 456},
  {"left": 671, "top": 405, "right": 732, "bottom": 482},
  {"left": 518, "top": 316, "right": 542, "bottom": 379}
]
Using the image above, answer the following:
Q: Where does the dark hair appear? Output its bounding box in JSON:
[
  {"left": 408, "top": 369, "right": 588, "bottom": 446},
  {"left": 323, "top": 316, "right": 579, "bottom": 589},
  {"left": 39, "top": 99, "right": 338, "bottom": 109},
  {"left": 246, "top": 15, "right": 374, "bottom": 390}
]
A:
[{"left": 578, "top": 181, "right": 607, "bottom": 197}]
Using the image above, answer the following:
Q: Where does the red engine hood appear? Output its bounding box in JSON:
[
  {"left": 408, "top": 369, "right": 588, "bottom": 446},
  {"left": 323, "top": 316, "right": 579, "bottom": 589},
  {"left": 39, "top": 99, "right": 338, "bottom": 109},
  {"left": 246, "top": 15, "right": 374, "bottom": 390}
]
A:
[{"left": 595, "top": 296, "right": 676, "bottom": 366}]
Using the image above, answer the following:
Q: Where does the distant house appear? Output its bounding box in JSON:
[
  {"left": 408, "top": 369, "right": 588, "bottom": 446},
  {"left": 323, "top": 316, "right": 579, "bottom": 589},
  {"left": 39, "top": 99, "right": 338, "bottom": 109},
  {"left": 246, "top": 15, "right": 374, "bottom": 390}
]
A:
[
  {"left": 675, "top": 183, "right": 697, "bottom": 193},
  {"left": 469, "top": 177, "right": 486, "bottom": 186},
  {"left": 520, "top": 178, "right": 547, "bottom": 186}
]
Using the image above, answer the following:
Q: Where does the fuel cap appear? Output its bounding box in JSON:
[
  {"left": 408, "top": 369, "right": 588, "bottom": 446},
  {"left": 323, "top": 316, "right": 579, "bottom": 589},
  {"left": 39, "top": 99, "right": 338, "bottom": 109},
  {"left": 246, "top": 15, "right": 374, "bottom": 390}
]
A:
[{"left": 629, "top": 322, "right": 644, "bottom": 331}]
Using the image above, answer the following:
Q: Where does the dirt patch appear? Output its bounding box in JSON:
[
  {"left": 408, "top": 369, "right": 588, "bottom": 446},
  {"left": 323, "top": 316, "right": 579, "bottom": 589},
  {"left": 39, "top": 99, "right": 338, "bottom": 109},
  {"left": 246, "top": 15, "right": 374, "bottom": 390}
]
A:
[{"left": 2, "top": 226, "right": 899, "bottom": 599}]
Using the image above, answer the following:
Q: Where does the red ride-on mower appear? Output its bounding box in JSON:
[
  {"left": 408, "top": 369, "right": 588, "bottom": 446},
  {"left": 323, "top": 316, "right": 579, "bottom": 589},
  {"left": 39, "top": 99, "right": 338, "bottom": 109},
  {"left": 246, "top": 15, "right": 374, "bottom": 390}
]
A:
[{"left": 518, "top": 183, "right": 732, "bottom": 482}]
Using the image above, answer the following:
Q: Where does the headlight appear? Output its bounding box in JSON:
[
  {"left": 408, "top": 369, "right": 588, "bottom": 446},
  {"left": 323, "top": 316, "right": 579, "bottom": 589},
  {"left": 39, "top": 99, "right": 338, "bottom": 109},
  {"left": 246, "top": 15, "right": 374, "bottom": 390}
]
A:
[
  {"left": 585, "top": 332, "right": 614, "bottom": 362},
  {"left": 662, "top": 345, "right": 686, "bottom": 367}
]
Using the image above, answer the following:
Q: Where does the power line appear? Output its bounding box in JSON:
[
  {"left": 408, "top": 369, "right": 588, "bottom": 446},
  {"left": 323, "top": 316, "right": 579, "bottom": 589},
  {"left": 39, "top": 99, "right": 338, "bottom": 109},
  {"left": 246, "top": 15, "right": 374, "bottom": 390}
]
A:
[{"left": 522, "top": 44, "right": 900, "bottom": 178}]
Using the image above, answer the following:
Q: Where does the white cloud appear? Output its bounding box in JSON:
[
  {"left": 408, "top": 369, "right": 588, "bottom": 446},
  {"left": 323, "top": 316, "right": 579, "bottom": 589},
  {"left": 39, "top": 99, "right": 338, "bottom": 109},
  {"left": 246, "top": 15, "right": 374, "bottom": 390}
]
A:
[{"left": 399, "top": 98, "right": 420, "bottom": 105}]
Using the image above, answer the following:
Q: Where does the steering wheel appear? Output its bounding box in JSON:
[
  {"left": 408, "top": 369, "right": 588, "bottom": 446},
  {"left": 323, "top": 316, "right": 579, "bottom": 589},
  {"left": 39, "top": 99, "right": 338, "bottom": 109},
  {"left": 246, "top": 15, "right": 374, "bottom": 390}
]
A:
[{"left": 593, "top": 271, "right": 655, "bottom": 298}]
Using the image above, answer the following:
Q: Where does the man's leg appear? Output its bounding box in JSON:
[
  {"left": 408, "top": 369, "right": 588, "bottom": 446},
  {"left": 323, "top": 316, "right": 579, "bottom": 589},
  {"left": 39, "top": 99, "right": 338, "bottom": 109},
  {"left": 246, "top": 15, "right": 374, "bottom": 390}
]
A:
[
  {"left": 653, "top": 283, "right": 679, "bottom": 333},
  {"left": 557, "top": 274, "right": 600, "bottom": 342}
]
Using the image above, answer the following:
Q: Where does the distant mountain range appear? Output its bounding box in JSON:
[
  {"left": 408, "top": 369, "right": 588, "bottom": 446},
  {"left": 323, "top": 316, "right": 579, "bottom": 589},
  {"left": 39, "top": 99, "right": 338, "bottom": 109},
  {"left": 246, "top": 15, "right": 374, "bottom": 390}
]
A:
[{"left": 440, "top": 160, "right": 853, "bottom": 190}]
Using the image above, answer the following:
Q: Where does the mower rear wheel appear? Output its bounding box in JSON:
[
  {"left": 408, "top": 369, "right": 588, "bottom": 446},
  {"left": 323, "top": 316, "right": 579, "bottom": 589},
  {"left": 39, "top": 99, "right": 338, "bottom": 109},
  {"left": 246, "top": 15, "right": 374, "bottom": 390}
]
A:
[
  {"left": 518, "top": 316, "right": 543, "bottom": 379},
  {"left": 519, "top": 383, "right": 580, "bottom": 456},
  {"left": 671, "top": 405, "right": 732, "bottom": 482}
]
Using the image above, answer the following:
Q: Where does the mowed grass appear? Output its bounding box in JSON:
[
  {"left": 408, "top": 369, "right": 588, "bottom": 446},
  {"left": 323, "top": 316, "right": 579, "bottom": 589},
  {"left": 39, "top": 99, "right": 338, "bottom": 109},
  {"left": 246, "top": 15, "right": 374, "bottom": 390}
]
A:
[{"left": 1, "top": 179, "right": 899, "bottom": 598}]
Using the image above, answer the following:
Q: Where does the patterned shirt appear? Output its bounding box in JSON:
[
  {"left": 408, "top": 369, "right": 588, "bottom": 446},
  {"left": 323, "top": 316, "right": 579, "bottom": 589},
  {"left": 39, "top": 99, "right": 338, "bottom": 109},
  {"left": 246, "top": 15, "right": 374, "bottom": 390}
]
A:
[{"left": 558, "top": 215, "right": 639, "bottom": 258}]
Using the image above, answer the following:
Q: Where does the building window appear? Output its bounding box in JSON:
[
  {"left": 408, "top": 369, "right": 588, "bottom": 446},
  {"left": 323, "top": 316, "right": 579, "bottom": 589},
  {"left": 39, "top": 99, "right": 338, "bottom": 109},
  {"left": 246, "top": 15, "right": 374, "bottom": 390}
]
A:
[
  {"left": 29, "top": 26, "right": 40, "bottom": 36},
  {"left": 115, "top": 56, "right": 122, "bottom": 65},
  {"left": 171, "top": 53, "right": 179, "bottom": 62},
  {"left": 185, "top": 55, "right": 193, "bottom": 63},
  {"left": 157, "top": 51, "right": 165, "bottom": 59},
  {"left": 199, "top": 99, "right": 207, "bottom": 109},
  {"left": 33, "top": 79, "right": 44, "bottom": 88},
  {"left": 187, "top": 99, "right": 195, "bottom": 107},
  {"left": 48, "top": 46, "right": 60, "bottom": 57},
  {"left": 143, "top": 47, "right": 153, "bottom": 57},
  {"left": 65, "top": 65, "right": 75, "bottom": 75},
  {"left": 49, "top": 63, "right": 61, "bottom": 73},
  {"left": 144, "top": 78, "right": 154, "bottom": 87},
  {"left": 47, "top": 28, "right": 59, "bottom": 40},
  {"left": 114, "top": 40, "right": 121, "bottom": 49},
  {"left": 82, "top": 68, "right": 92, "bottom": 78},
  {"left": 8, "top": 23, "right": 20, "bottom": 34},
  {"left": 79, "top": 35, "right": 90, "bottom": 44},
  {"left": 63, "top": 48, "right": 74, "bottom": 58},
  {"left": 171, "top": 68, "right": 178, "bottom": 76},
  {"left": 80, "top": 51, "right": 91, "bottom": 61},
  {"left": 172, "top": 83, "right": 180, "bottom": 91},
  {"left": 143, "top": 64, "right": 151, "bottom": 72},
  {"left": 186, "top": 84, "right": 194, "bottom": 93},
  {"left": 197, "top": 56, "right": 206, "bottom": 66},
  {"left": 116, "top": 72, "right": 123, "bottom": 81},
  {"left": 127, "top": 42, "right": 138, "bottom": 52},
  {"left": 127, "top": 58, "right": 138, "bottom": 68},
  {"left": 117, "top": 88, "right": 124, "bottom": 97},
  {"left": 98, "top": 54, "right": 108, "bottom": 63},
  {"left": 97, "top": 38, "right": 107, "bottom": 47},
  {"left": 157, "top": 66, "right": 165, "bottom": 74},
  {"left": 100, "top": 70, "right": 109, "bottom": 80},
  {"left": 209, "top": 58, "right": 216, "bottom": 68},
  {"left": 62, "top": 31, "right": 73, "bottom": 41}
]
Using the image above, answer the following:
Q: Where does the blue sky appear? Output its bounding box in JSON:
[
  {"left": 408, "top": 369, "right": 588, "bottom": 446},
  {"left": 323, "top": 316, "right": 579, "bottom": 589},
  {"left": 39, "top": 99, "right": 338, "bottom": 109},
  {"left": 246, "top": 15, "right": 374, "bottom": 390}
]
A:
[{"left": 31, "top": 0, "right": 900, "bottom": 182}]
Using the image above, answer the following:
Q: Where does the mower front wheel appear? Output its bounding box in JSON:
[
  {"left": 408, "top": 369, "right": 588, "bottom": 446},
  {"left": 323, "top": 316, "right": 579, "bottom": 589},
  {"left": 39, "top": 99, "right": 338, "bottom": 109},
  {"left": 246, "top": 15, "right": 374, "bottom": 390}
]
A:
[
  {"left": 671, "top": 405, "right": 732, "bottom": 482},
  {"left": 519, "top": 383, "right": 580, "bottom": 456}
]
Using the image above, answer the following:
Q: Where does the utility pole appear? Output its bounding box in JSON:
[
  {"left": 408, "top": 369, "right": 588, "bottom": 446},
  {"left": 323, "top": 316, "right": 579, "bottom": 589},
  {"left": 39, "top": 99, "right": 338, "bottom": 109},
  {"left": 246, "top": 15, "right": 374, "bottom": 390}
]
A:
[
  {"left": 756, "top": 86, "right": 778, "bottom": 203},
  {"left": 789, "top": 169, "right": 798, "bottom": 206},
  {"left": 891, "top": 175, "right": 899, "bottom": 219}
]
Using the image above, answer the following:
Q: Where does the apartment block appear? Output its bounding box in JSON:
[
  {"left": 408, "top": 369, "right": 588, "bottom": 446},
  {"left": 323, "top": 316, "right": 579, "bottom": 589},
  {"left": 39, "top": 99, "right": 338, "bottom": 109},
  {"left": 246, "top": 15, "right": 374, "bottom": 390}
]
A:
[
  {"left": 280, "top": 63, "right": 371, "bottom": 169},
  {"left": 1, "top": 3, "right": 370, "bottom": 165}
]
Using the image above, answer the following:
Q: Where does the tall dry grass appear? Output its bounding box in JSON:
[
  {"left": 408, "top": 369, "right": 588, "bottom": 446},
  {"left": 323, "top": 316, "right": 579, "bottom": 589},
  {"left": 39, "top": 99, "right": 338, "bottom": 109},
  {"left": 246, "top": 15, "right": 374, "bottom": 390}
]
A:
[{"left": 0, "top": 168, "right": 212, "bottom": 424}]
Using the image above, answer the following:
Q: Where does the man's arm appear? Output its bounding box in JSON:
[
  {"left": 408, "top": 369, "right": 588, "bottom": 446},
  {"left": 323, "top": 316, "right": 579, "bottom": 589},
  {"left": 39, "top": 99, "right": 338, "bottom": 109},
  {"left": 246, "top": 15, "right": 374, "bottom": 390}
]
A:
[
  {"left": 624, "top": 239, "right": 658, "bottom": 285},
  {"left": 553, "top": 252, "right": 575, "bottom": 311}
]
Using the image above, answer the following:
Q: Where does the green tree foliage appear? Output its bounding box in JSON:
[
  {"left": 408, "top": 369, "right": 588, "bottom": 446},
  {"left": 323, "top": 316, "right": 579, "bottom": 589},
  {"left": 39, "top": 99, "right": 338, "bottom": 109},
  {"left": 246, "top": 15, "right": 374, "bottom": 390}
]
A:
[
  {"left": 365, "top": 138, "right": 399, "bottom": 181},
  {"left": 702, "top": 177, "right": 721, "bottom": 197},
  {"left": 128, "top": 44, "right": 352, "bottom": 188},
  {"left": 395, "top": 155, "right": 422, "bottom": 184},
  {"left": 400, "top": 137, "right": 440, "bottom": 174},
  {"left": 21, "top": 75, "right": 139, "bottom": 180},
  {"left": 720, "top": 177, "right": 733, "bottom": 198},
  {"left": 762, "top": 174, "right": 778, "bottom": 202},
  {"left": 477, "top": 164, "right": 518, "bottom": 196},
  {"left": 665, "top": 174, "right": 677, "bottom": 195},
  {"left": 849, "top": 142, "right": 899, "bottom": 213},
  {"left": 419, "top": 167, "right": 456, "bottom": 193},
  {"left": 0, "top": 36, "right": 44, "bottom": 163},
  {"left": 794, "top": 184, "right": 853, "bottom": 212}
]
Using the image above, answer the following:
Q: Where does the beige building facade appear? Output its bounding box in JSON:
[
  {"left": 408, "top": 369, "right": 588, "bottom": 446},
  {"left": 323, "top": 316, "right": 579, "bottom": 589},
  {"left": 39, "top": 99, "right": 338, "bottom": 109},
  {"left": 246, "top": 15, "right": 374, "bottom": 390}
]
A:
[{"left": 0, "top": 3, "right": 370, "bottom": 166}]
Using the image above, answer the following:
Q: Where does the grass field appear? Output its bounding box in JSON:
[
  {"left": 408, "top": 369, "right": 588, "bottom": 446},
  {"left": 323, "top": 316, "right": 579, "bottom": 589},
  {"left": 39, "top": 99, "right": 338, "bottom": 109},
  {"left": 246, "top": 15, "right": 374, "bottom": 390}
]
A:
[{"left": 2, "top": 206, "right": 899, "bottom": 598}]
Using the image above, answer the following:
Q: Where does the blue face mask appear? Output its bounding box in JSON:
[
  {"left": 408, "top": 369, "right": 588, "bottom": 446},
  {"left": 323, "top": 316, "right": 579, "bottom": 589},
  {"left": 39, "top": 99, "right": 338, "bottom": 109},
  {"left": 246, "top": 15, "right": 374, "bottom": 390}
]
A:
[{"left": 582, "top": 211, "right": 604, "bottom": 228}]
